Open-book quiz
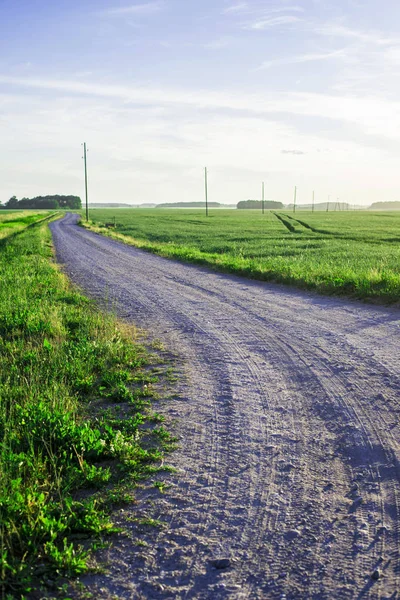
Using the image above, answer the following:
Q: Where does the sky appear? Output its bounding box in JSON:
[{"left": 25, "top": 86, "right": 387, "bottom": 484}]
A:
[{"left": 1, "top": 0, "right": 400, "bottom": 206}]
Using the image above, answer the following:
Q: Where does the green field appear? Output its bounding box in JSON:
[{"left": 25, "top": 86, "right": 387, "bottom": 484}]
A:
[
  {"left": 0, "top": 212, "right": 172, "bottom": 596},
  {"left": 0, "top": 211, "right": 51, "bottom": 241},
  {"left": 84, "top": 209, "right": 400, "bottom": 303}
]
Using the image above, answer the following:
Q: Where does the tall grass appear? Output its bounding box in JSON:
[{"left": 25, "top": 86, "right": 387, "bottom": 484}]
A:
[
  {"left": 0, "top": 212, "right": 52, "bottom": 241},
  {"left": 0, "top": 216, "right": 172, "bottom": 597},
  {"left": 83, "top": 209, "right": 400, "bottom": 303}
]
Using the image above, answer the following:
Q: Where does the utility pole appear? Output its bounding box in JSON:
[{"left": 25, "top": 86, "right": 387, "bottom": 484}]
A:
[
  {"left": 293, "top": 186, "right": 297, "bottom": 213},
  {"left": 204, "top": 167, "right": 209, "bottom": 217},
  {"left": 262, "top": 181, "right": 265, "bottom": 214},
  {"left": 312, "top": 190, "right": 315, "bottom": 213},
  {"left": 327, "top": 195, "right": 330, "bottom": 212},
  {"left": 82, "top": 142, "right": 89, "bottom": 222}
]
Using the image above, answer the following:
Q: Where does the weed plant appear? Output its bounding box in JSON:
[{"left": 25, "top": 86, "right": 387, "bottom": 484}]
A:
[
  {"left": 0, "top": 215, "right": 172, "bottom": 597},
  {"left": 83, "top": 209, "right": 400, "bottom": 303}
]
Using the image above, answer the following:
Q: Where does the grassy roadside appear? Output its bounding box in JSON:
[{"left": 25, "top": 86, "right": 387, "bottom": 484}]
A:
[
  {"left": 80, "top": 213, "right": 400, "bottom": 304},
  {"left": 0, "top": 215, "right": 174, "bottom": 598},
  {"left": 0, "top": 212, "right": 55, "bottom": 241}
]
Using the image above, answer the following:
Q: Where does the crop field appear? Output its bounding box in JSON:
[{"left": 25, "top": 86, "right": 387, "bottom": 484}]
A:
[
  {"left": 0, "top": 212, "right": 172, "bottom": 596},
  {"left": 85, "top": 209, "right": 400, "bottom": 303}
]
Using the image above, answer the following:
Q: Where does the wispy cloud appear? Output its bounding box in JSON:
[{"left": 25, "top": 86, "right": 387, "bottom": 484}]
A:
[
  {"left": 315, "top": 23, "right": 398, "bottom": 47},
  {"left": 257, "top": 49, "right": 348, "bottom": 70},
  {"left": 225, "top": 3, "right": 304, "bottom": 16},
  {"left": 3, "top": 74, "right": 400, "bottom": 143},
  {"left": 223, "top": 2, "right": 304, "bottom": 29},
  {"left": 246, "top": 15, "right": 301, "bottom": 30},
  {"left": 99, "top": 2, "right": 164, "bottom": 16},
  {"left": 223, "top": 2, "right": 248, "bottom": 14}
]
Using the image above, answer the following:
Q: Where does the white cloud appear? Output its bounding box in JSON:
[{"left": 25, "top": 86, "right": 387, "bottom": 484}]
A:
[
  {"left": 99, "top": 2, "right": 164, "bottom": 16},
  {"left": 315, "top": 23, "right": 398, "bottom": 47},
  {"left": 245, "top": 15, "right": 301, "bottom": 30},
  {"left": 256, "top": 48, "right": 349, "bottom": 70},
  {"left": 223, "top": 2, "right": 248, "bottom": 14},
  {"left": 2, "top": 74, "right": 400, "bottom": 144},
  {"left": 223, "top": 2, "right": 304, "bottom": 30},
  {"left": 2, "top": 89, "right": 395, "bottom": 206},
  {"left": 225, "top": 3, "right": 304, "bottom": 16}
]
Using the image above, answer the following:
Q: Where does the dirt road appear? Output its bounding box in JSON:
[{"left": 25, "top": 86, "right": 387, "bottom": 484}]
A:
[{"left": 50, "top": 214, "right": 400, "bottom": 599}]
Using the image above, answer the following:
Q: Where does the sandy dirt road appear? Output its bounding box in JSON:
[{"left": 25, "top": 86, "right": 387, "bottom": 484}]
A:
[{"left": 50, "top": 214, "right": 400, "bottom": 599}]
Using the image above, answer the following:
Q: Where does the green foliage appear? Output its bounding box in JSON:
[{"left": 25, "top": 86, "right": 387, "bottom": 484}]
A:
[
  {"left": 0, "top": 215, "right": 170, "bottom": 596},
  {"left": 4, "top": 195, "right": 81, "bottom": 210},
  {"left": 85, "top": 208, "right": 400, "bottom": 302}
]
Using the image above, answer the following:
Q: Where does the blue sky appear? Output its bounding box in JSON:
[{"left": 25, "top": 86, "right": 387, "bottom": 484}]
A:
[{"left": 1, "top": 0, "right": 400, "bottom": 206}]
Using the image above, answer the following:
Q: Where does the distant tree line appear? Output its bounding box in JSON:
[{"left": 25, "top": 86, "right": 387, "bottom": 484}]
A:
[
  {"left": 369, "top": 201, "right": 400, "bottom": 210},
  {"left": 237, "top": 200, "right": 283, "bottom": 209},
  {"left": 1, "top": 195, "right": 82, "bottom": 209}
]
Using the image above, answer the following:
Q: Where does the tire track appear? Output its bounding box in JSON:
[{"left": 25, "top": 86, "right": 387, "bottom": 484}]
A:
[{"left": 207, "top": 294, "right": 400, "bottom": 596}]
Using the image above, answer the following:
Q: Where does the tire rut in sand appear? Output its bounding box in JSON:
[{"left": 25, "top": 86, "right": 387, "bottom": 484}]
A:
[
  {"left": 228, "top": 301, "right": 400, "bottom": 597},
  {"left": 266, "top": 327, "right": 400, "bottom": 597}
]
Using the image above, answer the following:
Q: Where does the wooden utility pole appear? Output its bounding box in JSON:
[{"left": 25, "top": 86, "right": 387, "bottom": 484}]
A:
[
  {"left": 312, "top": 190, "right": 315, "bottom": 213},
  {"left": 83, "top": 142, "right": 89, "bottom": 222},
  {"left": 293, "top": 186, "right": 297, "bottom": 213},
  {"left": 204, "top": 167, "right": 209, "bottom": 217},
  {"left": 262, "top": 181, "right": 265, "bottom": 214}
]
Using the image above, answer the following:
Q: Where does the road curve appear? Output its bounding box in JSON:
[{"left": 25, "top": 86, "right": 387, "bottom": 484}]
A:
[{"left": 51, "top": 214, "right": 400, "bottom": 599}]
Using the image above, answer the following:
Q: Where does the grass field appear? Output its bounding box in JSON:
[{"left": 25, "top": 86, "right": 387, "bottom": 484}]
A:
[
  {"left": 0, "top": 211, "right": 52, "bottom": 241},
  {"left": 83, "top": 209, "right": 400, "bottom": 303},
  {"left": 0, "top": 213, "right": 173, "bottom": 597}
]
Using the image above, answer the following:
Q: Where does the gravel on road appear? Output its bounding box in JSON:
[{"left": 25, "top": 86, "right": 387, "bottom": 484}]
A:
[{"left": 50, "top": 213, "right": 400, "bottom": 599}]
